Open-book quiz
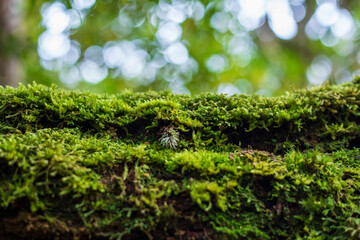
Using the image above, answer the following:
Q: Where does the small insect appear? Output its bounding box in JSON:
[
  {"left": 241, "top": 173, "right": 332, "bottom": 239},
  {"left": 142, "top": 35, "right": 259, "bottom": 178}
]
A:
[{"left": 159, "top": 126, "right": 179, "bottom": 149}]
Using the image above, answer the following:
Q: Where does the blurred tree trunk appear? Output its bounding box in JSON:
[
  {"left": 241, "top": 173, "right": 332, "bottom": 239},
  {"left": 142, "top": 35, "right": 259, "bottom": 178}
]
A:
[{"left": 0, "top": 0, "right": 20, "bottom": 87}]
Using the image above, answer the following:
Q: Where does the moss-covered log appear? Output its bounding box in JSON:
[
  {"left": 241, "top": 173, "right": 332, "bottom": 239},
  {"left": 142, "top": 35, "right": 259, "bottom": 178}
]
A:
[{"left": 0, "top": 78, "right": 360, "bottom": 239}]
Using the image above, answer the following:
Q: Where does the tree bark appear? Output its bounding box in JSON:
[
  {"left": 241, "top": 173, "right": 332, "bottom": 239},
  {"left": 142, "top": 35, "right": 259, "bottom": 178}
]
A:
[{"left": 0, "top": 0, "right": 20, "bottom": 87}]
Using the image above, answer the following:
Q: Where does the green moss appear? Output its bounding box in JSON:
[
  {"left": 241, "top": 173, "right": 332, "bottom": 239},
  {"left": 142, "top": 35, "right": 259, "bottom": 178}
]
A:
[{"left": 0, "top": 78, "right": 359, "bottom": 239}]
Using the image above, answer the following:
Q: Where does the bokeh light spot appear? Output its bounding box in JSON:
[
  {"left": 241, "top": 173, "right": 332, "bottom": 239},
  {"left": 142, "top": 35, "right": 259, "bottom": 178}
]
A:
[
  {"left": 291, "top": 3, "right": 306, "bottom": 22},
  {"left": 210, "top": 12, "right": 231, "bottom": 33},
  {"left": 331, "top": 9, "right": 355, "bottom": 40},
  {"left": 59, "top": 66, "right": 81, "bottom": 86},
  {"left": 79, "top": 60, "right": 108, "bottom": 84},
  {"left": 67, "top": 9, "right": 82, "bottom": 29},
  {"left": 269, "top": 15, "right": 298, "bottom": 40},
  {"left": 121, "top": 50, "right": 148, "bottom": 78},
  {"left": 150, "top": 54, "right": 167, "bottom": 69},
  {"left": 190, "top": 2, "right": 205, "bottom": 21},
  {"left": 239, "top": 0, "right": 266, "bottom": 19},
  {"left": 156, "top": 21, "right": 182, "bottom": 46},
  {"left": 335, "top": 68, "right": 352, "bottom": 84},
  {"left": 320, "top": 31, "right": 338, "bottom": 47},
  {"left": 38, "top": 31, "right": 71, "bottom": 61},
  {"left": 290, "top": 0, "right": 305, "bottom": 6},
  {"left": 72, "top": 0, "right": 96, "bottom": 11},
  {"left": 315, "top": 2, "right": 339, "bottom": 27},
  {"left": 85, "top": 45, "right": 104, "bottom": 66},
  {"left": 267, "top": 0, "right": 298, "bottom": 40},
  {"left": 42, "top": 2, "right": 70, "bottom": 34},
  {"left": 167, "top": 6, "right": 186, "bottom": 23},
  {"left": 306, "top": 55, "right": 332, "bottom": 85},
  {"left": 165, "top": 42, "right": 189, "bottom": 65},
  {"left": 206, "top": 54, "right": 228, "bottom": 73},
  {"left": 103, "top": 43, "right": 125, "bottom": 69},
  {"left": 62, "top": 41, "right": 81, "bottom": 65}
]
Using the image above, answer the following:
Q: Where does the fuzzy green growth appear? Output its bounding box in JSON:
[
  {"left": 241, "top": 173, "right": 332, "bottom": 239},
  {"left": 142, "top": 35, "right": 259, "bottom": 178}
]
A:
[{"left": 0, "top": 78, "right": 359, "bottom": 239}]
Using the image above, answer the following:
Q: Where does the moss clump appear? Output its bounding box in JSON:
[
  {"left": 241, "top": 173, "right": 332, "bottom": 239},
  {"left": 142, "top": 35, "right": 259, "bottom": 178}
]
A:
[{"left": 0, "top": 78, "right": 359, "bottom": 239}]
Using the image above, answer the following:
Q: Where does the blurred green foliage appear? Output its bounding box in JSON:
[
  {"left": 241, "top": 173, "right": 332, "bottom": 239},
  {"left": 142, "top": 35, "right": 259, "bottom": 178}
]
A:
[{"left": 10, "top": 0, "right": 360, "bottom": 95}]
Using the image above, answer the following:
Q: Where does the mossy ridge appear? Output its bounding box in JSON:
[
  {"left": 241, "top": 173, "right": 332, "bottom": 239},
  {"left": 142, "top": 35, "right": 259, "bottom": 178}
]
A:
[
  {"left": 1, "top": 128, "right": 360, "bottom": 239},
  {"left": 1, "top": 78, "right": 360, "bottom": 239},
  {"left": 0, "top": 79, "right": 359, "bottom": 152}
]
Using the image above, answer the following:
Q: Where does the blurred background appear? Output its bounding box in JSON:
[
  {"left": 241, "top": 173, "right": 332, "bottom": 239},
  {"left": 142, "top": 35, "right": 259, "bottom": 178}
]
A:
[{"left": 1, "top": 0, "right": 359, "bottom": 95}]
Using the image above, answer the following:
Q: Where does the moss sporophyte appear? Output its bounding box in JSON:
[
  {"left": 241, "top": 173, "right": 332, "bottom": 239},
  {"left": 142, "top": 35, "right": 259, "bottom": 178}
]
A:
[
  {"left": 0, "top": 78, "right": 359, "bottom": 239},
  {"left": 159, "top": 126, "right": 180, "bottom": 149}
]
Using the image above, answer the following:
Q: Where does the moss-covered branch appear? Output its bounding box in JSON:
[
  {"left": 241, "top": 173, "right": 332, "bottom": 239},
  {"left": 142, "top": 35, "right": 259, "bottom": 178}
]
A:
[{"left": 0, "top": 79, "right": 359, "bottom": 239}]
